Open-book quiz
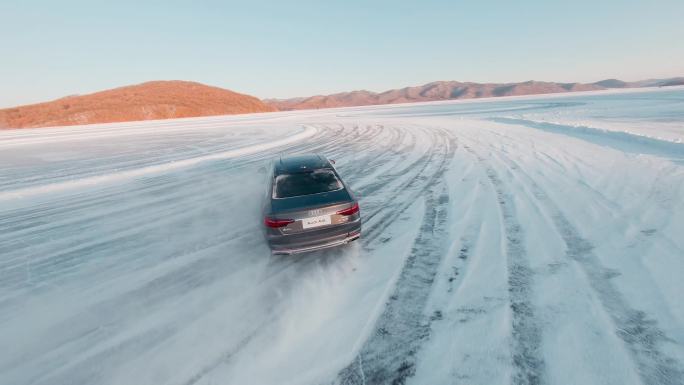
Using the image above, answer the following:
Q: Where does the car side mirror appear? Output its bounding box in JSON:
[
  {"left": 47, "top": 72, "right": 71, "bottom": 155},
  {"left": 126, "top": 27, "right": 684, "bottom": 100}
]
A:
[{"left": 330, "top": 159, "right": 336, "bottom": 165}]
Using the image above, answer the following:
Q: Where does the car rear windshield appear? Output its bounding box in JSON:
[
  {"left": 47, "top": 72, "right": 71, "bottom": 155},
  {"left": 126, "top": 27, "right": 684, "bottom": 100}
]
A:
[{"left": 274, "top": 169, "right": 343, "bottom": 198}]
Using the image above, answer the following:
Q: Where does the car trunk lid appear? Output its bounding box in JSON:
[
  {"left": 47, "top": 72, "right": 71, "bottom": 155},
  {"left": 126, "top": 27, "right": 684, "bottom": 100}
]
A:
[{"left": 267, "top": 190, "right": 356, "bottom": 235}]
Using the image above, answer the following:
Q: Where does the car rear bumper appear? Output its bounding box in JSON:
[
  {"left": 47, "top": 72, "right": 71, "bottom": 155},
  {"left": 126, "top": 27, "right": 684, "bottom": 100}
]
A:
[{"left": 268, "top": 220, "right": 361, "bottom": 255}]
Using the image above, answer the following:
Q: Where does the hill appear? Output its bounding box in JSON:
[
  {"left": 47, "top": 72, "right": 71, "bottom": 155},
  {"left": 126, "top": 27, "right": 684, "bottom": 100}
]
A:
[
  {"left": 266, "top": 80, "right": 605, "bottom": 110},
  {"left": 266, "top": 77, "right": 684, "bottom": 110},
  {"left": 591, "top": 79, "right": 628, "bottom": 88},
  {"left": 0, "top": 81, "right": 276, "bottom": 129}
]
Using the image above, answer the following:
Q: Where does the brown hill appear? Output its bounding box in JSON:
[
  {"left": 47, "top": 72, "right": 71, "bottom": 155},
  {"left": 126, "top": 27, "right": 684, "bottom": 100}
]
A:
[
  {"left": 266, "top": 80, "right": 606, "bottom": 110},
  {"left": 0, "top": 81, "right": 276, "bottom": 129}
]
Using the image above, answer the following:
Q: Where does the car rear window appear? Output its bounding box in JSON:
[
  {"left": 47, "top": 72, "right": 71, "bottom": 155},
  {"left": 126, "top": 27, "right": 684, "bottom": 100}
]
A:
[{"left": 274, "top": 169, "right": 343, "bottom": 198}]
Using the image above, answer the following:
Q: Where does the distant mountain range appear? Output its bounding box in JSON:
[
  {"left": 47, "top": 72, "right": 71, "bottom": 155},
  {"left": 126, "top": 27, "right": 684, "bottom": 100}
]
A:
[
  {"left": 265, "top": 77, "right": 684, "bottom": 110},
  {"left": 1, "top": 77, "right": 682, "bottom": 128}
]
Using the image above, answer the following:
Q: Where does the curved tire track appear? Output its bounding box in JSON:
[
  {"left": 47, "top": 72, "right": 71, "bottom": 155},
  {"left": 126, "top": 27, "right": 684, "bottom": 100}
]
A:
[
  {"left": 336, "top": 127, "right": 456, "bottom": 385},
  {"left": 532, "top": 184, "right": 684, "bottom": 385},
  {"left": 462, "top": 144, "right": 547, "bottom": 385},
  {"left": 476, "top": 123, "right": 684, "bottom": 385}
]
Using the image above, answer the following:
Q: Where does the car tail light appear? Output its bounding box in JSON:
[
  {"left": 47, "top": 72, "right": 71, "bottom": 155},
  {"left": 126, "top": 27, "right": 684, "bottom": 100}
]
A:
[
  {"left": 264, "top": 217, "right": 294, "bottom": 228},
  {"left": 337, "top": 202, "right": 359, "bottom": 216}
]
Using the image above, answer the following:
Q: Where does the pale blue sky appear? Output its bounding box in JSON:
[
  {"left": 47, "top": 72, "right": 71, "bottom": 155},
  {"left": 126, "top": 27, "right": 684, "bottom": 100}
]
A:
[{"left": 1, "top": 0, "right": 683, "bottom": 107}]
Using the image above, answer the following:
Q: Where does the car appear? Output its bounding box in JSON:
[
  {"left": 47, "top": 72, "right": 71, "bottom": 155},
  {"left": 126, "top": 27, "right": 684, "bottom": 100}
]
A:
[{"left": 262, "top": 154, "right": 361, "bottom": 255}]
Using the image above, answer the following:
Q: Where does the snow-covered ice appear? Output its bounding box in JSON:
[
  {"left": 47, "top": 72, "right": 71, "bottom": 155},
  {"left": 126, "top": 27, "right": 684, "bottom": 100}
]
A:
[{"left": 1, "top": 87, "right": 683, "bottom": 385}]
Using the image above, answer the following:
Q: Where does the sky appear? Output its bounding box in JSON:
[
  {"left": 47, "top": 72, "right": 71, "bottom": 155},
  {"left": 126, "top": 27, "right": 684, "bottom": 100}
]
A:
[{"left": 1, "top": 0, "right": 683, "bottom": 107}]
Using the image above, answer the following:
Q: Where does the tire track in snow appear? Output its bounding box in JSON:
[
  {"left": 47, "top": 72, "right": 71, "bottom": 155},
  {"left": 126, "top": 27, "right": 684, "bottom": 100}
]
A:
[
  {"left": 338, "top": 185, "right": 451, "bottom": 385},
  {"left": 528, "top": 185, "right": 684, "bottom": 385},
  {"left": 178, "top": 328, "right": 262, "bottom": 385},
  {"left": 463, "top": 144, "right": 547, "bottom": 385},
  {"left": 335, "top": 124, "right": 414, "bottom": 188},
  {"left": 478, "top": 123, "right": 684, "bottom": 384},
  {"left": 336, "top": 128, "right": 455, "bottom": 385},
  {"left": 359, "top": 127, "right": 455, "bottom": 244}
]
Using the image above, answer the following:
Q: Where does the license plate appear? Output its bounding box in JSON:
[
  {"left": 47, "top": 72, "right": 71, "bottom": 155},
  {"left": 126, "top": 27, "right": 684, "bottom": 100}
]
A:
[{"left": 302, "top": 214, "right": 331, "bottom": 229}]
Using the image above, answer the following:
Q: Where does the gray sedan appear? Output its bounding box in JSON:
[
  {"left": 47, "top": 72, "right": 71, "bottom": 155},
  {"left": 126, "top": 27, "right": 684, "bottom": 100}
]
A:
[{"left": 262, "top": 154, "right": 361, "bottom": 255}]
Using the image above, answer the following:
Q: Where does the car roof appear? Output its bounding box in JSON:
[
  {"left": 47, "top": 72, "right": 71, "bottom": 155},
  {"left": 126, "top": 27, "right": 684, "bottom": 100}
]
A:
[{"left": 274, "top": 154, "right": 330, "bottom": 175}]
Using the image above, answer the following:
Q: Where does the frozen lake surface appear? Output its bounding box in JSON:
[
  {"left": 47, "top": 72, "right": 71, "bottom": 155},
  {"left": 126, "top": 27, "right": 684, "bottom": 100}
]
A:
[{"left": 1, "top": 87, "right": 683, "bottom": 385}]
